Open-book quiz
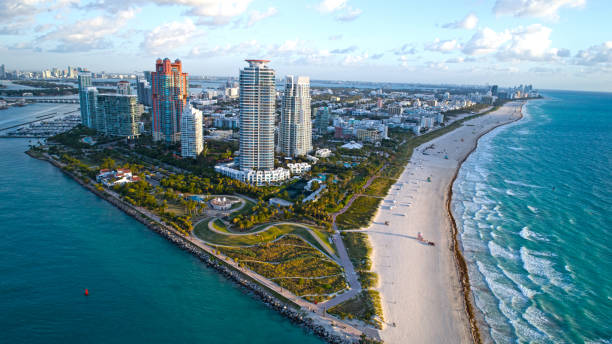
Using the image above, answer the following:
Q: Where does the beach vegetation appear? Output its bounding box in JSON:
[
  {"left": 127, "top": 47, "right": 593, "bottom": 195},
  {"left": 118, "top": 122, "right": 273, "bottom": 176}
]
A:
[{"left": 336, "top": 196, "right": 381, "bottom": 230}]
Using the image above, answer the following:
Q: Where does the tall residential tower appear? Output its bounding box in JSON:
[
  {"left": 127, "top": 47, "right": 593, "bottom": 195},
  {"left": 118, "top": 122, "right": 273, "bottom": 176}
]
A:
[
  {"left": 78, "top": 71, "right": 94, "bottom": 127},
  {"left": 151, "top": 58, "right": 188, "bottom": 143},
  {"left": 239, "top": 60, "right": 275, "bottom": 171},
  {"left": 180, "top": 103, "right": 203, "bottom": 158},
  {"left": 279, "top": 75, "right": 312, "bottom": 157}
]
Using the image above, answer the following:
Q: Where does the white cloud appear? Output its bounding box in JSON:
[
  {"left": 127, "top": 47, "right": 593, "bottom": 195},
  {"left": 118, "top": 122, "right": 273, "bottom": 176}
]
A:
[
  {"left": 425, "top": 38, "right": 461, "bottom": 53},
  {"left": 315, "top": 0, "right": 361, "bottom": 22},
  {"left": 316, "top": 0, "right": 347, "bottom": 13},
  {"left": 246, "top": 7, "right": 277, "bottom": 27},
  {"left": 37, "top": 9, "right": 136, "bottom": 52},
  {"left": 342, "top": 53, "right": 369, "bottom": 65},
  {"left": 80, "top": 0, "right": 252, "bottom": 26},
  {"left": 336, "top": 6, "right": 362, "bottom": 21},
  {"left": 573, "top": 41, "right": 612, "bottom": 66},
  {"left": 493, "top": 0, "right": 585, "bottom": 19},
  {"left": 331, "top": 46, "right": 358, "bottom": 54},
  {"left": 142, "top": 19, "right": 199, "bottom": 55},
  {"left": 496, "top": 24, "right": 559, "bottom": 61},
  {"left": 329, "top": 34, "right": 342, "bottom": 40},
  {"left": 393, "top": 43, "right": 417, "bottom": 56},
  {"left": 462, "top": 24, "right": 562, "bottom": 62},
  {"left": 426, "top": 62, "right": 449, "bottom": 70},
  {"left": 462, "top": 27, "right": 512, "bottom": 55},
  {"left": 442, "top": 13, "right": 478, "bottom": 30}
]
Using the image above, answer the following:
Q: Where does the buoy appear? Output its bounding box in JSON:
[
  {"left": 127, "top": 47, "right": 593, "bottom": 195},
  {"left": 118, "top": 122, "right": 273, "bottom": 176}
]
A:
[{"left": 84, "top": 289, "right": 89, "bottom": 296}]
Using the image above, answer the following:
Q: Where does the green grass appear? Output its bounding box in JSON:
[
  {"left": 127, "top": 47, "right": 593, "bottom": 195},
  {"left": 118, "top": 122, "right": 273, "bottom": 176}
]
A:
[
  {"left": 194, "top": 222, "right": 335, "bottom": 258},
  {"left": 341, "top": 231, "right": 372, "bottom": 271},
  {"left": 211, "top": 218, "right": 231, "bottom": 233},
  {"left": 311, "top": 227, "right": 337, "bottom": 256},
  {"left": 336, "top": 196, "right": 381, "bottom": 230},
  {"left": 364, "top": 177, "right": 396, "bottom": 197},
  {"left": 217, "top": 236, "right": 347, "bottom": 301},
  {"left": 358, "top": 271, "right": 379, "bottom": 289},
  {"left": 328, "top": 290, "right": 384, "bottom": 328}
]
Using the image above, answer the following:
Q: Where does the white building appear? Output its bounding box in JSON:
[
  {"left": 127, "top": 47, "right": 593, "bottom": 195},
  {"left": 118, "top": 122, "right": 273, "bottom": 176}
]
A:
[
  {"left": 239, "top": 59, "right": 275, "bottom": 171},
  {"left": 279, "top": 75, "right": 312, "bottom": 157},
  {"left": 287, "top": 162, "right": 311, "bottom": 175},
  {"left": 180, "top": 103, "right": 204, "bottom": 158},
  {"left": 315, "top": 148, "right": 332, "bottom": 158},
  {"left": 215, "top": 162, "right": 291, "bottom": 185}
]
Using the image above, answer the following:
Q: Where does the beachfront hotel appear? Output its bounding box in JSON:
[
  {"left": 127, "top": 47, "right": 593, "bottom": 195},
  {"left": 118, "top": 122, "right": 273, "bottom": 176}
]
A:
[
  {"left": 279, "top": 75, "right": 313, "bottom": 157},
  {"left": 151, "top": 58, "right": 188, "bottom": 143},
  {"left": 180, "top": 103, "right": 203, "bottom": 158}
]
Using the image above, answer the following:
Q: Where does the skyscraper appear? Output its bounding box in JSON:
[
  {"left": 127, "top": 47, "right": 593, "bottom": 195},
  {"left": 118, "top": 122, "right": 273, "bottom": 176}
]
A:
[
  {"left": 239, "top": 60, "right": 275, "bottom": 171},
  {"left": 117, "top": 80, "right": 131, "bottom": 95},
  {"left": 180, "top": 103, "right": 203, "bottom": 158},
  {"left": 279, "top": 75, "right": 312, "bottom": 157},
  {"left": 78, "top": 72, "right": 95, "bottom": 127},
  {"left": 151, "top": 58, "right": 188, "bottom": 143},
  {"left": 97, "top": 94, "right": 143, "bottom": 138},
  {"left": 0, "top": 64, "right": 5, "bottom": 79},
  {"left": 316, "top": 107, "right": 330, "bottom": 135}
]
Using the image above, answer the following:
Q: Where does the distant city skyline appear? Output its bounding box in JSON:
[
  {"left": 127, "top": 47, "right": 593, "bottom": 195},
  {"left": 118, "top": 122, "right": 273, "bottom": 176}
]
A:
[{"left": 1, "top": 0, "right": 611, "bottom": 92}]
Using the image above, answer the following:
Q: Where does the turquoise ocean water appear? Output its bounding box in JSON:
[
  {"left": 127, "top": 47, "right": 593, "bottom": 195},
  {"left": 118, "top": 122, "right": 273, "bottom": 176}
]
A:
[
  {"left": 452, "top": 91, "right": 612, "bottom": 343},
  {"left": 0, "top": 108, "right": 322, "bottom": 343}
]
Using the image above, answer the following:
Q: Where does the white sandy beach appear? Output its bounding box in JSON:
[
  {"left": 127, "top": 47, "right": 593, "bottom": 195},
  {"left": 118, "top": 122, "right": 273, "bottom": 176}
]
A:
[{"left": 367, "top": 102, "right": 524, "bottom": 343}]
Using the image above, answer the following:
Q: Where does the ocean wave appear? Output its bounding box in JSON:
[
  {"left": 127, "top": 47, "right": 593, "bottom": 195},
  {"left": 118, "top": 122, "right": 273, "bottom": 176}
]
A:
[
  {"left": 520, "top": 247, "right": 569, "bottom": 289},
  {"left": 519, "top": 226, "right": 549, "bottom": 242},
  {"left": 488, "top": 241, "right": 519, "bottom": 261},
  {"left": 504, "top": 179, "right": 544, "bottom": 189}
]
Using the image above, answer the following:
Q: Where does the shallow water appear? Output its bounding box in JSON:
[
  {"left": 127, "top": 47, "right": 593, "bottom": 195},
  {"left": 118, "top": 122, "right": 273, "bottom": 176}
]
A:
[{"left": 452, "top": 91, "right": 612, "bottom": 343}]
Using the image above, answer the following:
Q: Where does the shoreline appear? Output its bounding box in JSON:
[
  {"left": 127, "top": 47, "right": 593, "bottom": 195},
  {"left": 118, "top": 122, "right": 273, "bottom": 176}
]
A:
[
  {"left": 446, "top": 102, "right": 525, "bottom": 343},
  {"left": 25, "top": 150, "right": 364, "bottom": 344},
  {"left": 367, "top": 101, "right": 525, "bottom": 343}
]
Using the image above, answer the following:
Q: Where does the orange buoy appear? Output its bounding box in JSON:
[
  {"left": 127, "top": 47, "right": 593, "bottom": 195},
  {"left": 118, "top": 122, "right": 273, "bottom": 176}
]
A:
[{"left": 84, "top": 289, "right": 89, "bottom": 296}]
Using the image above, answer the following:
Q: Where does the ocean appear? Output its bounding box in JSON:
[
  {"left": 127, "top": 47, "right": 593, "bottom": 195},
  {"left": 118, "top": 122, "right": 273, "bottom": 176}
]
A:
[
  {"left": 452, "top": 90, "right": 612, "bottom": 343},
  {"left": 0, "top": 107, "right": 323, "bottom": 343}
]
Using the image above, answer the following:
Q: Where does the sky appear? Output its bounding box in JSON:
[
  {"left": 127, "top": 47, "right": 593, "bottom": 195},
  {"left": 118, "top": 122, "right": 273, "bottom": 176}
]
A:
[{"left": 1, "top": 0, "right": 611, "bottom": 91}]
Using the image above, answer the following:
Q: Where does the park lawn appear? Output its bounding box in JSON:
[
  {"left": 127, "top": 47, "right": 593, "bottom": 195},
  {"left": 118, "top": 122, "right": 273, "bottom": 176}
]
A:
[
  {"left": 194, "top": 222, "right": 334, "bottom": 257},
  {"left": 311, "top": 227, "right": 337, "bottom": 256},
  {"left": 217, "top": 236, "right": 347, "bottom": 301},
  {"left": 211, "top": 218, "right": 232, "bottom": 233},
  {"left": 228, "top": 199, "right": 255, "bottom": 220},
  {"left": 336, "top": 196, "right": 381, "bottom": 230},
  {"left": 327, "top": 290, "right": 384, "bottom": 328},
  {"left": 341, "top": 231, "right": 372, "bottom": 271},
  {"left": 166, "top": 201, "right": 188, "bottom": 216},
  {"left": 364, "top": 177, "right": 396, "bottom": 197}
]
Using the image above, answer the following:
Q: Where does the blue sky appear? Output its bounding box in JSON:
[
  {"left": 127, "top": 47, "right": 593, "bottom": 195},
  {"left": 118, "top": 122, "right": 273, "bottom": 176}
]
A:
[{"left": 1, "top": 0, "right": 611, "bottom": 91}]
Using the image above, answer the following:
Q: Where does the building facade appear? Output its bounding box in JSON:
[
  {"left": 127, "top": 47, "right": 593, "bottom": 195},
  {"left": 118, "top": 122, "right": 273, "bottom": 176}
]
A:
[
  {"left": 97, "top": 94, "right": 142, "bottom": 138},
  {"left": 239, "top": 60, "right": 275, "bottom": 171},
  {"left": 279, "top": 75, "right": 312, "bottom": 157},
  {"left": 315, "top": 106, "right": 330, "bottom": 134},
  {"left": 152, "top": 58, "right": 188, "bottom": 143},
  {"left": 180, "top": 103, "right": 203, "bottom": 158},
  {"left": 117, "top": 80, "right": 131, "bottom": 95},
  {"left": 78, "top": 72, "right": 94, "bottom": 127}
]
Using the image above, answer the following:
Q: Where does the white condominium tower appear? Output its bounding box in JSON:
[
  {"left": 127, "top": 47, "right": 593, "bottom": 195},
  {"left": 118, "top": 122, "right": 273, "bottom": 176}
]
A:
[
  {"left": 239, "top": 60, "right": 276, "bottom": 171},
  {"left": 180, "top": 103, "right": 203, "bottom": 158},
  {"left": 279, "top": 75, "right": 312, "bottom": 157}
]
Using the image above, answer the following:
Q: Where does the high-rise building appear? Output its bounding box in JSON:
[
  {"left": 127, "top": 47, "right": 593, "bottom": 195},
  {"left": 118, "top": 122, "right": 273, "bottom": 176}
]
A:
[
  {"left": 117, "top": 80, "right": 131, "bottom": 95},
  {"left": 491, "top": 85, "right": 499, "bottom": 96},
  {"left": 151, "top": 58, "right": 188, "bottom": 143},
  {"left": 279, "top": 75, "right": 312, "bottom": 157},
  {"left": 315, "top": 107, "right": 330, "bottom": 135},
  {"left": 97, "top": 94, "right": 142, "bottom": 138},
  {"left": 239, "top": 60, "right": 275, "bottom": 171},
  {"left": 135, "top": 77, "right": 152, "bottom": 106},
  {"left": 180, "top": 103, "right": 203, "bottom": 158},
  {"left": 0, "top": 64, "right": 5, "bottom": 79},
  {"left": 78, "top": 72, "right": 95, "bottom": 127}
]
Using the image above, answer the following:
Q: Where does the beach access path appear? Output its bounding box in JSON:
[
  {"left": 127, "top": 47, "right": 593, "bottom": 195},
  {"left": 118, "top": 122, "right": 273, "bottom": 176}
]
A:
[{"left": 366, "top": 101, "right": 524, "bottom": 344}]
